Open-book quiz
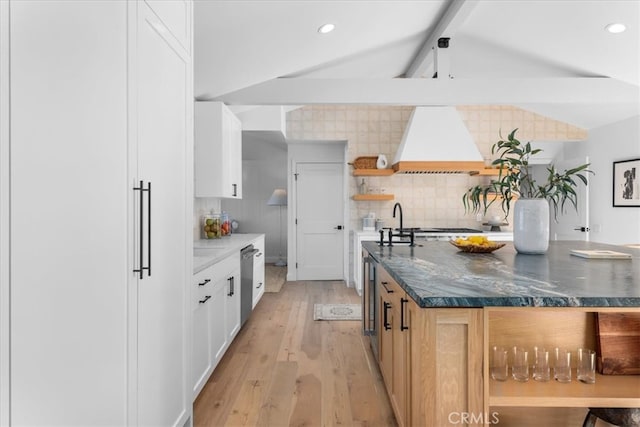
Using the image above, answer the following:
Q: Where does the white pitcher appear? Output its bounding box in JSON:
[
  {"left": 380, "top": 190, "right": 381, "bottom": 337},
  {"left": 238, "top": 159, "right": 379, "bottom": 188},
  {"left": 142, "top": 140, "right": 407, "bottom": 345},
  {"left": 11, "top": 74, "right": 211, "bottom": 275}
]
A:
[{"left": 376, "top": 154, "right": 388, "bottom": 169}]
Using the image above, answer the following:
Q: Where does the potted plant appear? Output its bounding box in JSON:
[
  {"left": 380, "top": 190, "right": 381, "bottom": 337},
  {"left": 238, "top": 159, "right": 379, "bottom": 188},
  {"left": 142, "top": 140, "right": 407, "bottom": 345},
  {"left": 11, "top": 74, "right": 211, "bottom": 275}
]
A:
[{"left": 462, "top": 129, "right": 592, "bottom": 254}]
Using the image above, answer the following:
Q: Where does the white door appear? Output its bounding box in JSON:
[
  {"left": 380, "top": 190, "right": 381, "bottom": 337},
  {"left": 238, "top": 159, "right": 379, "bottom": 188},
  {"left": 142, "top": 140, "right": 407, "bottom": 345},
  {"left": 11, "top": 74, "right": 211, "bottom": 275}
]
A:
[
  {"left": 550, "top": 156, "right": 590, "bottom": 241},
  {"left": 295, "top": 163, "right": 344, "bottom": 280},
  {"left": 135, "top": 3, "right": 189, "bottom": 425}
]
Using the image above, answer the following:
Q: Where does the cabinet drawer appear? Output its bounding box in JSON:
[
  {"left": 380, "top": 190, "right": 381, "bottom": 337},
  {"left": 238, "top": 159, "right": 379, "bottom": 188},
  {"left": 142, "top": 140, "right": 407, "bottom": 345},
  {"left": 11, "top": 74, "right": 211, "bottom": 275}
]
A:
[
  {"left": 192, "top": 253, "right": 240, "bottom": 308},
  {"left": 193, "top": 266, "right": 214, "bottom": 309}
]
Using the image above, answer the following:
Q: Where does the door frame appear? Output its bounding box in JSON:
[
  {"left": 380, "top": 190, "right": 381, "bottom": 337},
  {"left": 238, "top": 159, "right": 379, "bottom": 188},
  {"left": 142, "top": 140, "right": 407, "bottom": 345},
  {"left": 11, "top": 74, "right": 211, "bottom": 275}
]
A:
[
  {"left": 1, "top": 1, "right": 10, "bottom": 423},
  {"left": 287, "top": 140, "right": 348, "bottom": 282},
  {"left": 549, "top": 155, "right": 591, "bottom": 241}
]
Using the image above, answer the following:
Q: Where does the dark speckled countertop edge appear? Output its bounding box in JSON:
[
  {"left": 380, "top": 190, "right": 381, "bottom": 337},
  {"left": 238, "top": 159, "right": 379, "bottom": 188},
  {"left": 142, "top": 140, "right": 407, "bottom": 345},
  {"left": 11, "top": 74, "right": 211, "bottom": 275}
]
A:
[{"left": 363, "top": 241, "right": 640, "bottom": 308}]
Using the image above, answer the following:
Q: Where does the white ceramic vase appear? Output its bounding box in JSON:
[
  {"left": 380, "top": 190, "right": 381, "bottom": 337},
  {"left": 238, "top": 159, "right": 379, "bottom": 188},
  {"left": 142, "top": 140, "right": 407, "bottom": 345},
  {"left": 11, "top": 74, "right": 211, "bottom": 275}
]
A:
[
  {"left": 513, "top": 198, "right": 549, "bottom": 254},
  {"left": 376, "top": 154, "right": 388, "bottom": 169}
]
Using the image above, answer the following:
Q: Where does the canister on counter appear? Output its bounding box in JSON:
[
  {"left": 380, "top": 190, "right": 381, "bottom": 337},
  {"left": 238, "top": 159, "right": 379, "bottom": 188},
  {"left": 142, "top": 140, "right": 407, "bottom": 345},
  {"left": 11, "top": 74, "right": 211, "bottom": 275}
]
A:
[
  {"left": 221, "top": 212, "right": 231, "bottom": 236},
  {"left": 202, "top": 213, "right": 222, "bottom": 239}
]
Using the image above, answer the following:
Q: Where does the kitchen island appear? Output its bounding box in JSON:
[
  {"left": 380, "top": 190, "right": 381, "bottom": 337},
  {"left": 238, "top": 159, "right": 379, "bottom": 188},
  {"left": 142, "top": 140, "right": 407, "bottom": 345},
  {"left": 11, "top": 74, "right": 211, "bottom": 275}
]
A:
[{"left": 362, "top": 241, "right": 640, "bottom": 427}]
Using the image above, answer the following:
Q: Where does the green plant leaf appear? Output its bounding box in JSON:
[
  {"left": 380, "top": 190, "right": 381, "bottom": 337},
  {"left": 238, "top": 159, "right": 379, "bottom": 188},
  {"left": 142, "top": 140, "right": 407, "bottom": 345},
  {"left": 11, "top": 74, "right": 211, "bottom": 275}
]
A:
[{"left": 462, "top": 128, "right": 593, "bottom": 219}]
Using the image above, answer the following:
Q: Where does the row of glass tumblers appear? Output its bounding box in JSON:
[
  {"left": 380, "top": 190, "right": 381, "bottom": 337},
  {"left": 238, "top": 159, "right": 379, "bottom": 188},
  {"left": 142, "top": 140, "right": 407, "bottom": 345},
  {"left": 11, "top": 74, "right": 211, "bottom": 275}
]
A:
[{"left": 491, "top": 346, "right": 597, "bottom": 384}]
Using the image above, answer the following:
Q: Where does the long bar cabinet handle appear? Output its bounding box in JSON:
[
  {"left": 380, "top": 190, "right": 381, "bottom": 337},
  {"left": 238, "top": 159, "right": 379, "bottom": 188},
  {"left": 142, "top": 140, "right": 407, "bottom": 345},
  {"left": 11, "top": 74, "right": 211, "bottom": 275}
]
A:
[
  {"left": 133, "top": 180, "right": 151, "bottom": 279},
  {"left": 147, "top": 181, "right": 151, "bottom": 277},
  {"left": 400, "top": 298, "right": 409, "bottom": 331},
  {"left": 228, "top": 276, "right": 234, "bottom": 296},
  {"left": 383, "top": 301, "right": 391, "bottom": 331}
]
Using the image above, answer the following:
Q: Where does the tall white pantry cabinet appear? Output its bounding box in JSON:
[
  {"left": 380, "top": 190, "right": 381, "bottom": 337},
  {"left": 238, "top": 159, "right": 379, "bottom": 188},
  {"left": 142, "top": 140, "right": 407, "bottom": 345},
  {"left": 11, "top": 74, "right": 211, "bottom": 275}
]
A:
[{"left": 1, "top": 1, "right": 193, "bottom": 426}]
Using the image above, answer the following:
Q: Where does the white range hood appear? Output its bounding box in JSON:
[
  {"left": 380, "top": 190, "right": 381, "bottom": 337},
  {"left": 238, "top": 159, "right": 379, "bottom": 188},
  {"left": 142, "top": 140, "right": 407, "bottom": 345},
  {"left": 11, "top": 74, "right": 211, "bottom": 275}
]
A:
[{"left": 392, "top": 106, "right": 485, "bottom": 174}]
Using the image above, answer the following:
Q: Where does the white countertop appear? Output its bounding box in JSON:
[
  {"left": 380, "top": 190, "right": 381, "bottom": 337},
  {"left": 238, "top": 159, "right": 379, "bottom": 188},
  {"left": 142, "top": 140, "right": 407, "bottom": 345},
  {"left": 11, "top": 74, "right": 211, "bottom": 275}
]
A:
[{"left": 193, "top": 233, "right": 264, "bottom": 274}]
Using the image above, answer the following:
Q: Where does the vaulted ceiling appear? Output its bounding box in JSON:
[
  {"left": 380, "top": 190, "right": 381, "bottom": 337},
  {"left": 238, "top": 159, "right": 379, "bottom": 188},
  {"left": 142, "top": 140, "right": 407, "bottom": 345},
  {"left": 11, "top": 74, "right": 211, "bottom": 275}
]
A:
[{"left": 194, "top": 0, "right": 640, "bottom": 130}]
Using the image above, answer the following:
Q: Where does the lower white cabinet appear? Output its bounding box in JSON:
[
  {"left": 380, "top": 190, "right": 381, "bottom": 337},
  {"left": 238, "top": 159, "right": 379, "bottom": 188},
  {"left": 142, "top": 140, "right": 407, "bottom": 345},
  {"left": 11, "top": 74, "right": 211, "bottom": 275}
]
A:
[
  {"left": 252, "top": 235, "right": 266, "bottom": 308},
  {"left": 192, "top": 253, "right": 241, "bottom": 399},
  {"left": 223, "top": 262, "right": 242, "bottom": 343},
  {"left": 192, "top": 270, "right": 214, "bottom": 396}
]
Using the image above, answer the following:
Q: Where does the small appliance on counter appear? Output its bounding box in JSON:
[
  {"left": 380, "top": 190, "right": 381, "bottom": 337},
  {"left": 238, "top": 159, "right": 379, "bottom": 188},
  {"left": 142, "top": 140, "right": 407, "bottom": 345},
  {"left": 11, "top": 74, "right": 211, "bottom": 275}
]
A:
[
  {"left": 483, "top": 215, "right": 508, "bottom": 232},
  {"left": 362, "top": 212, "right": 376, "bottom": 231}
]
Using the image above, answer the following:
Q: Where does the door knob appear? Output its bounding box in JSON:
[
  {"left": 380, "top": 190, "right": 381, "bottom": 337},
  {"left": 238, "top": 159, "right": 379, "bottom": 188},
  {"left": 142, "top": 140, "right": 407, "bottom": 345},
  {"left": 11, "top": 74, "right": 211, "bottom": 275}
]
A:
[
  {"left": 573, "top": 226, "right": 590, "bottom": 232},
  {"left": 334, "top": 225, "right": 343, "bottom": 230}
]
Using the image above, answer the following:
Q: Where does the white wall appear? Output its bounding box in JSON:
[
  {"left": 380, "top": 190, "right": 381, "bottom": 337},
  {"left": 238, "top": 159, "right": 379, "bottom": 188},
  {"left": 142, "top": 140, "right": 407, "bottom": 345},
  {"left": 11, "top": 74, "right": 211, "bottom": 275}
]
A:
[{"left": 565, "top": 115, "right": 640, "bottom": 244}]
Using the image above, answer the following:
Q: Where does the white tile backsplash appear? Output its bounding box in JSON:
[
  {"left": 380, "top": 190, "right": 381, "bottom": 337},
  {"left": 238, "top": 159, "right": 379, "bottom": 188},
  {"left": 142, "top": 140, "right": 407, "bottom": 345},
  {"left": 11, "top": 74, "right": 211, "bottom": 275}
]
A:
[{"left": 287, "top": 105, "right": 587, "bottom": 232}]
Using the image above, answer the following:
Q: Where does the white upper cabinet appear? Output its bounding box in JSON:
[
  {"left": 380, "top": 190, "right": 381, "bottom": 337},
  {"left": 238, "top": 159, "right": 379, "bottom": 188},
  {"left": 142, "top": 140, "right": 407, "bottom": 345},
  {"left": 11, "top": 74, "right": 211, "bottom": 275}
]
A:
[{"left": 195, "top": 102, "right": 243, "bottom": 199}]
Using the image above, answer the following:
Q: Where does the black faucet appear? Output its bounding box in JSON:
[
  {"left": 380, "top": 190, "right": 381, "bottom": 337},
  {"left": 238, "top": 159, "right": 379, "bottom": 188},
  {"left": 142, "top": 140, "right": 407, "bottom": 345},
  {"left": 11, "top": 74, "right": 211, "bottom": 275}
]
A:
[{"left": 393, "top": 202, "right": 403, "bottom": 231}]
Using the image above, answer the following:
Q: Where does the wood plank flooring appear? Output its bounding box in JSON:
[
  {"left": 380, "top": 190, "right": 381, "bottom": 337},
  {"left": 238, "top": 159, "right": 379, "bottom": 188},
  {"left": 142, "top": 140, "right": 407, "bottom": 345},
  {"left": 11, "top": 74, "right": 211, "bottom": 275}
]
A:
[{"left": 194, "top": 280, "right": 397, "bottom": 427}]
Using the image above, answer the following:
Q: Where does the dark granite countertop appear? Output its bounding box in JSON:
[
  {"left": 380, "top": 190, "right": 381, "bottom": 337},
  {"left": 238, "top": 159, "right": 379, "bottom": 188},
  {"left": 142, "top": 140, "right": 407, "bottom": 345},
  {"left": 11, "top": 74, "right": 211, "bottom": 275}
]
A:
[{"left": 362, "top": 241, "right": 640, "bottom": 308}]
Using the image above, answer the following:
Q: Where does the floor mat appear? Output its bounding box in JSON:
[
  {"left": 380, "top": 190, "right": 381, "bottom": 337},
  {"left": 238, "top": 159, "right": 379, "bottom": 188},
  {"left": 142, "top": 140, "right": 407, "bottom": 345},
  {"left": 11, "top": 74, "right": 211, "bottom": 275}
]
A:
[{"left": 313, "top": 303, "right": 361, "bottom": 321}]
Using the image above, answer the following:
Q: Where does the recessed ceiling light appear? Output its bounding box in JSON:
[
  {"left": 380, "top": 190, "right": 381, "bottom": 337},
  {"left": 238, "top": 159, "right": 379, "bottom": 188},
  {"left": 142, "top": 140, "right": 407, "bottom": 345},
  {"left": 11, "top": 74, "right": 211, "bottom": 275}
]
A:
[
  {"left": 605, "top": 23, "right": 626, "bottom": 34},
  {"left": 318, "top": 23, "right": 336, "bottom": 34}
]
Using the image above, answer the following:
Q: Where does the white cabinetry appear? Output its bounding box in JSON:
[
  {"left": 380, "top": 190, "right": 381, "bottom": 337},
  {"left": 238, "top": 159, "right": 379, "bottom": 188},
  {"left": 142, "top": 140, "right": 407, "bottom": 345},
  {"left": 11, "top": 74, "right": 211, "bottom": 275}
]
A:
[
  {"left": 192, "top": 268, "right": 214, "bottom": 398},
  {"left": 195, "top": 102, "right": 243, "bottom": 198},
  {"left": 223, "top": 260, "right": 242, "bottom": 342},
  {"left": 192, "top": 253, "right": 241, "bottom": 399},
  {"left": 3, "top": 1, "right": 192, "bottom": 425},
  {"left": 352, "top": 231, "right": 380, "bottom": 295},
  {"left": 252, "top": 235, "right": 266, "bottom": 308}
]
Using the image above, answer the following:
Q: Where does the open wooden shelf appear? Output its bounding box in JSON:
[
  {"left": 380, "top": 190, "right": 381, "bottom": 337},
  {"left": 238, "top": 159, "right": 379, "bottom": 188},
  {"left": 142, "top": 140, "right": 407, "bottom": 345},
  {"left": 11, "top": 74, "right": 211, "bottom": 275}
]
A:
[
  {"left": 352, "top": 194, "right": 394, "bottom": 201},
  {"left": 489, "top": 372, "right": 640, "bottom": 408},
  {"left": 485, "top": 307, "right": 640, "bottom": 417},
  {"left": 485, "top": 194, "right": 519, "bottom": 202},
  {"left": 353, "top": 168, "right": 394, "bottom": 176},
  {"left": 470, "top": 167, "right": 509, "bottom": 176}
]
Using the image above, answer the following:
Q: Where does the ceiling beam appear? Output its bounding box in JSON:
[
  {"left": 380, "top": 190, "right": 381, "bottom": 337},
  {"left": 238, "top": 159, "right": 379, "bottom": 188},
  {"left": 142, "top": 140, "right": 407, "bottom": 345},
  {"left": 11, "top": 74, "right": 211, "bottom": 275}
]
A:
[
  {"left": 214, "top": 77, "right": 639, "bottom": 106},
  {"left": 404, "top": 0, "right": 478, "bottom": 78}
]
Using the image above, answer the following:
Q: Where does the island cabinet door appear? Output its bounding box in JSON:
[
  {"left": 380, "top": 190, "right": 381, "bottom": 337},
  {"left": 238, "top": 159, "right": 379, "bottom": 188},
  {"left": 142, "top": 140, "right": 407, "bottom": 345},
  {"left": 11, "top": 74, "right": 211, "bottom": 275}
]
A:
[
  {"left": 377, "top": 268, "right": 398, "bottom": 391},
  {"left": 411, "top": 308, "right": 484, "bottom": 427}
]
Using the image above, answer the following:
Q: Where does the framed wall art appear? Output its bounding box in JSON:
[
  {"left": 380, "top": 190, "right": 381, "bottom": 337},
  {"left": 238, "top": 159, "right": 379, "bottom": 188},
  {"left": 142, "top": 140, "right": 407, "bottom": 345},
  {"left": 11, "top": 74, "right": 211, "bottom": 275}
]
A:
[{"left": 613, "top": 158, "right": 640, "bottom": 207}]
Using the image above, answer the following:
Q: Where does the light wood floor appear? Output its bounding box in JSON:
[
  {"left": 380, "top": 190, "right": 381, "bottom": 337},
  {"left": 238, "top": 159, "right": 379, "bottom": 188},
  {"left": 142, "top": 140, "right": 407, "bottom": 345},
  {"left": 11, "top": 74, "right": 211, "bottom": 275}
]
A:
[{"left": 194, "top": 280, "right": 397, "bottom": 427}]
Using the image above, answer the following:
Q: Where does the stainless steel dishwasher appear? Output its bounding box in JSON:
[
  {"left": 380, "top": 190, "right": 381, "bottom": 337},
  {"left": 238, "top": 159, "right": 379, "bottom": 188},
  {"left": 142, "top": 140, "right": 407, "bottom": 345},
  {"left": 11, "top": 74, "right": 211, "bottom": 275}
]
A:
[{"left": 240, "top": 244, "right": 259, "bottom": 327}]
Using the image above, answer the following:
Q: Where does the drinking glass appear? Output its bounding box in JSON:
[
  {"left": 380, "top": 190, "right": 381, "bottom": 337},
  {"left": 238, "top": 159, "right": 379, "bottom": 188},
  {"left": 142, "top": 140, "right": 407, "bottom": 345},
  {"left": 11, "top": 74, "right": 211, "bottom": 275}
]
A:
[
  {"left": 533, "top": 346, "right": 550, "bottom": 382},
  {"left": 491, "top": 346, "right": 508, "bottom": 381},
  {"left": 554, "top": 347, "right": 572, "bottom": 383},
  {"left": 512, "top": 346, "right": 529, "bottom": 382},
  {"left": 577, "top": 348, "right": 596, "bottom": 384}
]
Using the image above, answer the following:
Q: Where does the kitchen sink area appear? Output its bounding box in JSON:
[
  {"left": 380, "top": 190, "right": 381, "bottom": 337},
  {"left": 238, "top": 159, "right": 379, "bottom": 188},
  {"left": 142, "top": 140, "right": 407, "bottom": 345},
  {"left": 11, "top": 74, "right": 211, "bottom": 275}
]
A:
[
  {"left": 394, "top": 227, "right": 484, "bottom": 234},
  {"left": 351, "top": 225, "right": 514, "bottom": 296}
]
